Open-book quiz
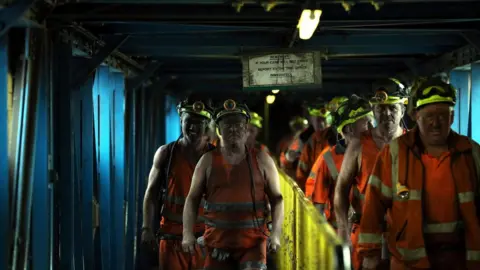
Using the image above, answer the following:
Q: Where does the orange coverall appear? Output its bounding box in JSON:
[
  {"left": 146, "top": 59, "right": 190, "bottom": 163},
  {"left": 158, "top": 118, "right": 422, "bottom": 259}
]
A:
[
  {"left": 306, "top": 144, "right": 346, "bottom": 228},
  {"left": 358, "top": 128, "right": 480, "bottom": 270},
  {"left": 159, "top": 146, "right": 210, "bottom": 269},
  {"left": 203, "top": 147, "right": 268, "bottom": 269},
  {"left": 296, "top": 127, "right": 336, "bottom": 192}
]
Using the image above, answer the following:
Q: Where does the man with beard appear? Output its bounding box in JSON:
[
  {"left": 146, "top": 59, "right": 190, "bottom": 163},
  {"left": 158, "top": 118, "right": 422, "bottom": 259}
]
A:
[
  {"left": 334, "top": 78, "right": 408, "bottom": 270},
  {"left": 141, "top": 97, "right": 215, "bottom": 269},
  {"left": 359, "top": 78, "right": 480, "bottom": 269},
  {"left": 182, "top": 99, "right": 284, "bottom": 270}
]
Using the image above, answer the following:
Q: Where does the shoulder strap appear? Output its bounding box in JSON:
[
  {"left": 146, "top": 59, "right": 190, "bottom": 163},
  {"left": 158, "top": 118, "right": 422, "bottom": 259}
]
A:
[
  {"left": 323, "top": 150, "right": 339, "bottom": 180},
  {"left": 158, "top": 141, "right": 177, "bottom": 216}
]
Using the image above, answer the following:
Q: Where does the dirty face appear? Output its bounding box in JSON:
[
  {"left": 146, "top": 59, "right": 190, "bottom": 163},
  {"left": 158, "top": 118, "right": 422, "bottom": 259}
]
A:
[
  {"left": 309, "top": 115, "right": 328, "bottom": 131},
  {"left": 416, "top": 103, "right": 453, "bottom": 146},
  {"left": 247, "top": 124, "right": 260, "bottom": 146},
  {"left": 181, "top": 113, "right": 209, "bottom": 143},
  {"left": 373, "top": 103, "right": 405, "bottom": 131},
  {"left": 218, "top": 114, "right": 248, "bottom": 146}
]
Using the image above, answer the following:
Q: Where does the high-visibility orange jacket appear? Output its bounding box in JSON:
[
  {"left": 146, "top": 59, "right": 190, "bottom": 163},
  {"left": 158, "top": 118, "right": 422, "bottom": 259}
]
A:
[
  {"left": 306, "top": 144, "right": 347, "bottom": 227},
  {"left": 280, "top": 126, "right": 314, "bottom": 170},
  {"left": 358, "top": 128, "right": 480, "bottom": 269},
  {"left": 296, "top": 127, "right": 336, "bottom": 192},
  {"left": 204, "top": 147, "right": 268, "bottom": 249}
]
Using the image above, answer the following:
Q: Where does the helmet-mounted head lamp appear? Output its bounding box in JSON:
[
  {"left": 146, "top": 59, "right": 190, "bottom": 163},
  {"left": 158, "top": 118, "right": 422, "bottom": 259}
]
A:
[
  {"left": 249, "top": 112, "right": 263, "bottom": 129},
  {"left": 214, "top": 99, "right": 251, "bottom": 123},
  {"left": 370, "top": 78, "right": 409, "bottom": 105},
  {"left": 334, "top": 95, "right": 373, "bottom": 134},
  {"left": 289, "top": 116, "right": 309, "bottom": 130},
  {"left": 410, "top": 78, "right": 456, "bottom": 109},
  {"left": 176, "top": 99, "right": 213, "bottom": 120}
]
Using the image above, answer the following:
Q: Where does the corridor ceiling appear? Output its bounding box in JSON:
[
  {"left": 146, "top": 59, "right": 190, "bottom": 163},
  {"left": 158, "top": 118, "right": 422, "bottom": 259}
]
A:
[{"left": 42, "top": 0, "right": 480, "bottom": 98}]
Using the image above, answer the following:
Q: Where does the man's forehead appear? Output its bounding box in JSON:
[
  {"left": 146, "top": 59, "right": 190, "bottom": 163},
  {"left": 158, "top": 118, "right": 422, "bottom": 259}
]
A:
[
  {"left": 418, "top": 103, "right": 451, "bottom": 114},
  {"left": 219, "top": 114, "right": 246, "bottom": 124},
  {"left": 374, "top": 103, "right": 401, "bottom": 110},
  {"left": 183, "top": 113, "right": 207, "bottom": 122}
]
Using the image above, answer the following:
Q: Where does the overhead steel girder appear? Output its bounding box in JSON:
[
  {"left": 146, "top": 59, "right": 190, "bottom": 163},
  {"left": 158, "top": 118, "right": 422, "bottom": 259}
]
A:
[
  {"left": 397, "top": 42, "right": 480, "bottom": 82},
  {"left": 119, "top": 32, "right": 463, "bottom": 48},
  {"left": 119, "top": 45, "right": 457, "bottom": 58},
  {"left": 50, "top": 2, "right": 480, "bottom": 22},
  {"left": 461, "top": 31, "right": 480, "bottom": 52},
  {"left": 0, "top": 0, "right": 35, "bottom": 38},
  {"left": 71, "top": 35, "right": 128, "bottom": 88},
  {"left": 145, "top": 75, "right": 174, "bottom": 92},
  {"left": 126, "top": 61, "right": 163, "bottom": 90}
]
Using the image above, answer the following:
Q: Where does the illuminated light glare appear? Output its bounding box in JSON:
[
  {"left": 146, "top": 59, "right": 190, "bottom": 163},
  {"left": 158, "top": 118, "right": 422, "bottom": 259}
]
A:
[
  {"left": 266, "top": 95, "right": 276, "bottom": 104},
  {"left": 297, "top": 9, "right": 322, "bottom": 40},
  {"left": 271, "top": 89, "right": 280, "bottom": 94},
  {"left": 303, "top": 119, "right": 308, "bottom": 125}
]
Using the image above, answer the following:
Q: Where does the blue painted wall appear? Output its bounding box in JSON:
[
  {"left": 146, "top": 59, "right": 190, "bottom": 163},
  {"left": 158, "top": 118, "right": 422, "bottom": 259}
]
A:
[{"left": 165, "top": 95, "right": 181, "bottom": 144}]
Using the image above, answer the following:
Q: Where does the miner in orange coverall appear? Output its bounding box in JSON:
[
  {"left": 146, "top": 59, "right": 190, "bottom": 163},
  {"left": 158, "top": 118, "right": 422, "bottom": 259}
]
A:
[
  {"left": 182, "top": 99, "right": 284, "bottom": 270},
  {"left": 306, "top": 96, "right": 373, "bottom": 231},
  {"left": 334, "top": 78, "right": 409, "bottom": 270},
  {"left": 141, "top": 97, "right": 215, "bottom": 270},
  {"left": 295, "top": 98, "right": 341, "bottom": 191},
  {"left": 277, "top": 116, "right": 309, "bottom": 157},
  {"left": 359, "top": 78, "right": 480, "bottom": 270},
  {"left": 247, "top": 111, "right": 271, "bottom": 155}
]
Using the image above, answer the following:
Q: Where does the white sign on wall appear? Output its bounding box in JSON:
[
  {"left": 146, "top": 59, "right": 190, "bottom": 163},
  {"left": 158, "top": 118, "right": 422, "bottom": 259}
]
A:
[{"left": 242, "top": 52, "right": 322, "bottom": 88}]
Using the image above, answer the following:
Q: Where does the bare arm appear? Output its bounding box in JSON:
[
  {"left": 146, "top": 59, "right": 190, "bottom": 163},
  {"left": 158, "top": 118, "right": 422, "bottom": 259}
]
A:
[
  {"left": 142, "top": 145, "right": 168, "bottom": 230},
  {"left": 334, "top": 138, "right": 361, "bottom": 231},
  {"left": 259, "top": 151, "right": 284, "bottom": 238},
  {"left": 183, "top": 152, "right": 211, "bottom": 236}
]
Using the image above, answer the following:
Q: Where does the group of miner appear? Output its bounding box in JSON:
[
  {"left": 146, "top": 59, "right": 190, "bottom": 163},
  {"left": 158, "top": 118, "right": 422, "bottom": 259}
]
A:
[{"left": 141, "top": 76, "right": 480, "bottom": 270}]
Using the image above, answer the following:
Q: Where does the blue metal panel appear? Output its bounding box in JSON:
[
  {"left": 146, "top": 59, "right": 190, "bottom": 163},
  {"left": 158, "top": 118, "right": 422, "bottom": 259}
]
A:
[
  {"left": 81, "top": 74, "right": 96, "bottom": 270},
  {"left": 125, "top": 89, "right": 137, "bottom": 270},
  {"left": 471, "top": 64, "right": 480, "bottom": 142},
  {"left": 93, "top": 66, "right": 113, "bottom": 270},
  {"left": 165, "top": 95, "right": 180, "bottom": 144},
  {"left": 0, "top": 36, "right": 9, "bottom": 270},
  {"left": 450, "top": 70, "right": 470, "bottom": 135},
  {"left": 32, "top": 48, "right": 50, "bottom": 270},
  {"left": 112, "top": 71, "right": 126, "bottom": 270}
]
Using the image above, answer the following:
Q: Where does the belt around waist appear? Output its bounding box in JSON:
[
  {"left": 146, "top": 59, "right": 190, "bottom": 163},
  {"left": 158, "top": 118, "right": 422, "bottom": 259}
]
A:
[{"left": 158, "top": 232, "right": 204, "bottom": 241}]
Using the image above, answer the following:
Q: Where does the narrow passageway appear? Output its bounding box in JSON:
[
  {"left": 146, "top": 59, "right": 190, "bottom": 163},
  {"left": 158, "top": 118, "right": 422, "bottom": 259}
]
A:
[{"left": 1, "top": 1, "right": 480, "bottom": 270}]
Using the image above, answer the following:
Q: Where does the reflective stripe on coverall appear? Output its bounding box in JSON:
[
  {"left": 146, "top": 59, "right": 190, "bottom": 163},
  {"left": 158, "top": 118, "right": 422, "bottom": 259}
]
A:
[
  {"left": 358, "top": 128, "right": 480, "bottom": 269},
  {"left": 296, "top": 127, "right": 335, "bottom": 192}
]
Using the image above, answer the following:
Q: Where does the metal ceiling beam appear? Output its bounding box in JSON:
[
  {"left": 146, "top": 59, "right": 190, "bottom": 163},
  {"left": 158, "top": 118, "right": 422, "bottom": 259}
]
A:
[
  {"left": 71, "top": 35, "right": 129, "bottom": 88},
  {"left": 0, "top": 0, "right": 35, "bottom": 38},
  {"left": 126, "top": 61, "right": 163, "bottom": 90},
  {"left": 397, "top": 43, "right": 480, "bottom": 83},
  {"left": 119, "top": 45, "right": 456, "bottom": 58},
  {"left": 119, "top": 32, "right": 463, "bottom": 47},
  {"left": 49, "top": 2, "right": 480, "bottom": 22}
]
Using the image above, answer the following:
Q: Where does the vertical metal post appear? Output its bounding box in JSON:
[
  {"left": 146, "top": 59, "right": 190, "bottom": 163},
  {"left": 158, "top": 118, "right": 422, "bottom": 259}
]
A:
[
  {"left": 471, "top": 64, "right": 480, "bottom": 141},
  {"left": 54, "top": 38, "right": 74, "bottom": 270},
  {"left": 112, "top": 71, "right": 126, "bottom": 270},
  {"left": 264, "top": 101, "right": 270, "bottom": 145},
  {"left": 12, "top": 28, "right": 42, "bottom": 270},
  {"left": 125, "top": 89, "right": 137, "bottom": 270},
  {"left": 450, "top": 70, "right": 470, "bottom": 135},
  {"left": 32, "top": 30, "right": 50, "bottom": 270},
  {"left": 93, "top": 66, "right": 112, "bottom": 270},
  {"left": 81, "top": 71, "right": 96, "bottom": 270},
  {"left": 0, "top": 35, "right": 9, "bottom": 270}
]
